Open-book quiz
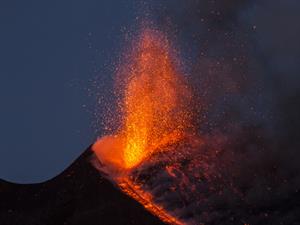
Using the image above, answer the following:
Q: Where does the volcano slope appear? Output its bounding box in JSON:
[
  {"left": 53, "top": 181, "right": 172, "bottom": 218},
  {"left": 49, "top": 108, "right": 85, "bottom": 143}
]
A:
[{"left": 0, "top": 146, "right": 165, "bottom": 225}]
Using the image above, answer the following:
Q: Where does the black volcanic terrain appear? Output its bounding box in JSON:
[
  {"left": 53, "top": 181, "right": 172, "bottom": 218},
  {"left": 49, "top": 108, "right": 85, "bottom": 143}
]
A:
[{"left": 0, "top": 146, "right": 165, "bottom": 225}]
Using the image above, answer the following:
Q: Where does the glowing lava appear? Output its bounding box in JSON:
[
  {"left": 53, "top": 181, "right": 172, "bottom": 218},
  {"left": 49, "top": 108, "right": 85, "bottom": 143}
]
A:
[{"left": 93, "top": 28, "right": 192, "bottom": 170}]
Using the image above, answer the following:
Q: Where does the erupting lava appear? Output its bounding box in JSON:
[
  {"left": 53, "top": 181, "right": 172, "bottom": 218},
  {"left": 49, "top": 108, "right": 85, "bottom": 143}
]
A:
[
  {"left": 120, "top": 29, "right": 192, "bottom": 169},
  {"left": 93, "top": 28, "right": 192, "bottom": 171},
  {"left": 92, "top": 27, "right": 195, "bottom": 225}
]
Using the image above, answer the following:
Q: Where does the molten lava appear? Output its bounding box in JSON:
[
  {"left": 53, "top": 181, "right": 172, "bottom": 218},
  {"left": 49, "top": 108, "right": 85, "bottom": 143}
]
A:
[{"left": 92, "top": 27, "right": 194, "bottom": 225}]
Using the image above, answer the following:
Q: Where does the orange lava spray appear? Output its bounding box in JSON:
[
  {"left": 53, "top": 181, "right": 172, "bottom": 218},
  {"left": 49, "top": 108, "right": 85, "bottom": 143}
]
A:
[{"left": 120, "top": 28, "right": 192, "bottom": 169}]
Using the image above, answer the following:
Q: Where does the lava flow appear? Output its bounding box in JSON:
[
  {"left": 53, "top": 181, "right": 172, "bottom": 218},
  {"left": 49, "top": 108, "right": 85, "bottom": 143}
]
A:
[{"left": 92, "top": 27, "right": 195, "bottom": 225}]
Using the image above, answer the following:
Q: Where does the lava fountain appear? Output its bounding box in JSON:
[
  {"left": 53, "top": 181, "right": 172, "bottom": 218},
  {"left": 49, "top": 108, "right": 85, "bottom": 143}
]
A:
[
  {"left": 92, "top": 27, "right": 200, "bottom": 225},
  {"left": 93, "top": 27, "right": 194, "bottom": 171}
]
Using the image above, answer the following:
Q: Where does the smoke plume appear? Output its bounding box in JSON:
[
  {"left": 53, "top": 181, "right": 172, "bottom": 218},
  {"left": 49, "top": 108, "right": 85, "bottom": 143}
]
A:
[{"left": 140, "top": 1, "right": 300, "bottom": 224}]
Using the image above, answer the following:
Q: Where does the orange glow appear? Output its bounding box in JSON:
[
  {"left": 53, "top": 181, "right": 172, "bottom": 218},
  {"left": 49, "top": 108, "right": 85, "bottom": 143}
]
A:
[{"left": 92, "top": 135, "right": 125, "bottom": 169}]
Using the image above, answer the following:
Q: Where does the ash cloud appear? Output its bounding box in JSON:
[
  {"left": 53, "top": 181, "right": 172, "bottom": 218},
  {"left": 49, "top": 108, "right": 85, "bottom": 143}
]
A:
[{"left": 140, "top": 1, "right": 300, "bottom": 224}]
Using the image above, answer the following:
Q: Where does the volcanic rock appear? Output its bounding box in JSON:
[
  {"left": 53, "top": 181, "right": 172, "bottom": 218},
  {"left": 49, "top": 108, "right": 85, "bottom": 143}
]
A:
[{"left": 0, "top": 146, "right": 165, "bottom": 225}]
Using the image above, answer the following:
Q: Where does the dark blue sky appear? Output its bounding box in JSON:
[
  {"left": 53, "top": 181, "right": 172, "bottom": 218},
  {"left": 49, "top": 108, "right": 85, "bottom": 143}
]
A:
[{"left": 0, "top": 0, "right": 137, "bottom": 183}]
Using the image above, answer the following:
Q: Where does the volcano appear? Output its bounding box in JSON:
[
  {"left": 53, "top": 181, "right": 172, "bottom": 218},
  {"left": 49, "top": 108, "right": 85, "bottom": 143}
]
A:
[
  {"left": 2, "top": 21, "right": 299, "bottom": 225},
  {"left": 0, "top": 145, "right": 165, "bottom": 225}
]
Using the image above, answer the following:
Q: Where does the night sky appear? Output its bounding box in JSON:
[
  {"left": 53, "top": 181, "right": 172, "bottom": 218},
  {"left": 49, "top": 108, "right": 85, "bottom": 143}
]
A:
[
  {"left": 1, "top": 0, "right": 300, "bottom": 188},
  {"left": 0, "top": 0, "right": 137, "bottom": 183}
]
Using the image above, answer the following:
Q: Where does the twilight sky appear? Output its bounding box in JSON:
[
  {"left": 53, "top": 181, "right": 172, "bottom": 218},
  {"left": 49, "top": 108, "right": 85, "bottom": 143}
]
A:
[{"left": 0, "top": 0, "right": 137, "bottom": 183}]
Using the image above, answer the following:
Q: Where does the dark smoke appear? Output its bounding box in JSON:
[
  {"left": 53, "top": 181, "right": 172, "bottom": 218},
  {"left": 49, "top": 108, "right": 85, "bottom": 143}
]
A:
[{"left": 131, "top": 1, "right": 300, "bottom": 224}]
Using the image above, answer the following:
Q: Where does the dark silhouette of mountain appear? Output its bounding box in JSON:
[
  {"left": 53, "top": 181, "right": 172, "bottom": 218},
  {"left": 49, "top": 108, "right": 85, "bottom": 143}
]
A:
[{"left": 0, "top": 146, "right": 165, "bottom": 225}]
